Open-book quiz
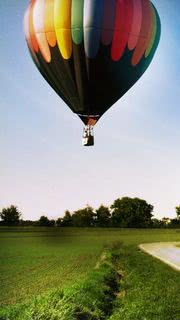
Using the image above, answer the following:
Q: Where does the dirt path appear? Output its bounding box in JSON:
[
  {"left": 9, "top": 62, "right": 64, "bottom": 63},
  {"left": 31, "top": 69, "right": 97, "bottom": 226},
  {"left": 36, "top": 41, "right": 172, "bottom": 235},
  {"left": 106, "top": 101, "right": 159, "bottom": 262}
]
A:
[{"left": 139, "top": 242, "right": 180, "bottom": 272}]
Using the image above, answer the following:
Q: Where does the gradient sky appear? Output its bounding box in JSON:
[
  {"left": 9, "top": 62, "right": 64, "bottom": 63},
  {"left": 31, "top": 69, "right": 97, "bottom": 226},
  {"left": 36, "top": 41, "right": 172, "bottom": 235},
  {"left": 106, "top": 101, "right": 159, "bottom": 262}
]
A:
[{"left": 0, "top": 0, "right": 180, "bottom": 220}]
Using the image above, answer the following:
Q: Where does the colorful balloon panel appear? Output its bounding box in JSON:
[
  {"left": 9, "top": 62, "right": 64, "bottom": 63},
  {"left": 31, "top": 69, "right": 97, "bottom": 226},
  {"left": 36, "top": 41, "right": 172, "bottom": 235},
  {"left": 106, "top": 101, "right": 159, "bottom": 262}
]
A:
[{"left": 24, "top": 0, "right": 161, "bottom": 125}]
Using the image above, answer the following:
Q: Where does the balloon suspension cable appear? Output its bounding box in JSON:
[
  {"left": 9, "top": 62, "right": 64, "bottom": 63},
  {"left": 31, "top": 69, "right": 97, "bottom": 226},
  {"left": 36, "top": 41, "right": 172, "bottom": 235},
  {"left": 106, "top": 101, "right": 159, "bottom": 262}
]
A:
[{"left": 82, "top": 125, "right": 94, "bottom": 146}]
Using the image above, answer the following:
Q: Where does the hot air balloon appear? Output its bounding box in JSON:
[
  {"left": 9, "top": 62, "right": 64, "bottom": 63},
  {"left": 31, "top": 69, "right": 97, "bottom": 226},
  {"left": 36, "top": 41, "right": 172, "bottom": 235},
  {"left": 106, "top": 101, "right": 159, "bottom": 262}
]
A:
[{"left": 24, "top": 0, "right": 161, "bottom": 146}]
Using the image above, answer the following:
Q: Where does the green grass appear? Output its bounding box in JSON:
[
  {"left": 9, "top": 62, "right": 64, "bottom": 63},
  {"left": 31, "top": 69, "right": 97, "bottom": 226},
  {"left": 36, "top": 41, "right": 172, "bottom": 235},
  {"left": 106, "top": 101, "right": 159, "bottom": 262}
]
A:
[
  {"left": 0, "top": 227, "right": 180, "bottom": 320},
  {"left": 1, "top": 244, "right": 121, "bottom": 320},
  {"left": 0, "top": 227, "right": 101, "bottom": 305},
  {"left": 109, "top": 244, "right": 180, "bottom": 320}
]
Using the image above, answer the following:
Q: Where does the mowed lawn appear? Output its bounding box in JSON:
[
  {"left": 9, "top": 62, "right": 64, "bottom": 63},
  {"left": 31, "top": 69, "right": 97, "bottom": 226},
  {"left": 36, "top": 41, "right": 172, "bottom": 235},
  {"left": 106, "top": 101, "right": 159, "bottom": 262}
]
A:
[{"left": 0, "top": 227, "right": 180, "bottom": 319}]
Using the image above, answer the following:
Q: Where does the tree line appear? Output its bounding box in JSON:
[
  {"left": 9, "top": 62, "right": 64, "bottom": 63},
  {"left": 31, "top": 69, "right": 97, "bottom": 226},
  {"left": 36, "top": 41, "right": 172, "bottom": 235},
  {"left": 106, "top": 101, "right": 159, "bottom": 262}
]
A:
[{"left": 0, "top": 197, "right": 180, "bottom": 228}]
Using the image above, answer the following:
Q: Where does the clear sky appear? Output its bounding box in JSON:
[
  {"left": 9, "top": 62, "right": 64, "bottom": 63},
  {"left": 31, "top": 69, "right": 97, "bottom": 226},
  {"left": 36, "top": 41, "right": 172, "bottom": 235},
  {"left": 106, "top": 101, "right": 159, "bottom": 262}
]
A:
[{"left": 0, "top": 0, "right": 180, "bottom": 220}]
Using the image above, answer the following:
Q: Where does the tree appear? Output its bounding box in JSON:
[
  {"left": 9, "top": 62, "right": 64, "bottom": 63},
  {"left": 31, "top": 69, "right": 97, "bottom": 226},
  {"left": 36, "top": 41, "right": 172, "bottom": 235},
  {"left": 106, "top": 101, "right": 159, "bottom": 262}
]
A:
[
  {"left": 56, "top": 217, "right": 62, "bottom": 227},
  {"left": 95, "top": 205, "right": 111, "bottom": 227},
  {"left": 151, "top": 218, "right": 162, "bottom": 228},
  {"left": 111, "top": 197, "right": 153, "bottom": 228},
  {"left": 38, "top": 216, "right": 55, "bottom": 227},
  {"left": 72, "top": 206, "right": 95, "bottom": 227},
  {"left": 0, "top": 205, "right": 21, "bottom": 226},
  {"left": 169, "top": 218, "right": 180, "bottom": 228},
  {"left": 61, "top": 211, "right": 73, "bottom": 227},
  {"left": 49, "top": 219, "right": 55, "bottom": 227},
  {"left": 161, "top": 217, "right": 170, "bottom": 227},
  {"left": 175, "top": 206, "right": 180, "bottom": 220}
]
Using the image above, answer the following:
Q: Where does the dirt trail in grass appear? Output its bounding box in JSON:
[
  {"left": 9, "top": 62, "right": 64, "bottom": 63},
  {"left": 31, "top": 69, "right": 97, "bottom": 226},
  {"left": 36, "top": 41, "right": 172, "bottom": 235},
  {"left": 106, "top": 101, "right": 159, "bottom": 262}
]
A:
[{"left": 139, "top": 242, "right": 180, "bottom": 272}]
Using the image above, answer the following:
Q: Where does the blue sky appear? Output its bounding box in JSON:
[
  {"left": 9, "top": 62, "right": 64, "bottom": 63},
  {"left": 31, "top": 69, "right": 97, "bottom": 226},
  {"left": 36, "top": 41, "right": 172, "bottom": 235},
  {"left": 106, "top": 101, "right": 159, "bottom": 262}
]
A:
[{"left": 0, "top": 0, "right": 180, "bottom": 220}]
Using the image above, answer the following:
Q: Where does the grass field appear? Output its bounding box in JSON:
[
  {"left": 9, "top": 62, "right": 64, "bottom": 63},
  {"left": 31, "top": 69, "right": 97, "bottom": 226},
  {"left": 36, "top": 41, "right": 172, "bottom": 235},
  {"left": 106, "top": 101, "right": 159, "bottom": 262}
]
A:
[{"left": 0, "top": 227, "right": 180, "bottom": 319}]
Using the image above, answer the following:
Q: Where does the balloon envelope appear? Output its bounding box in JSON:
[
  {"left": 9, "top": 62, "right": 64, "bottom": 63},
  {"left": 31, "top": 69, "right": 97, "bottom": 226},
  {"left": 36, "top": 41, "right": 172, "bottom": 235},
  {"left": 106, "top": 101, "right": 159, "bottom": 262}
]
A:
[{"left": 24, "top": 0, "right": 161, "bottom": 126}]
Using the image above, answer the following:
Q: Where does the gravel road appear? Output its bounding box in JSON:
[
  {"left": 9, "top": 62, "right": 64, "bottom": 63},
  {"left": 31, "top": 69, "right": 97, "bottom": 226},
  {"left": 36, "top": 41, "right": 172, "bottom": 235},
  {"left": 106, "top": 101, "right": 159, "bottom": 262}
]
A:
[{"left": 139, "top": 242, "right": 180, "bottom": 272}]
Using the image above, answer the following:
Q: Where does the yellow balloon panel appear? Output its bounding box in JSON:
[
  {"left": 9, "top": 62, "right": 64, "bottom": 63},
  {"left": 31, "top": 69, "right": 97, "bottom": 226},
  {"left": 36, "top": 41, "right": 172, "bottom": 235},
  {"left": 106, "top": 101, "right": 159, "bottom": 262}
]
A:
[
  {"left": 55, "top": 29, "right": 72, "bottom": 60},
  {"left": 54, "top": 0, "right": 72, "bottom": 59}
]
